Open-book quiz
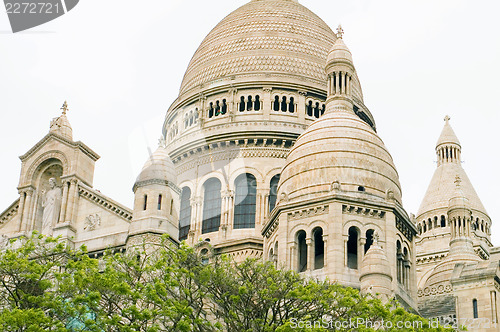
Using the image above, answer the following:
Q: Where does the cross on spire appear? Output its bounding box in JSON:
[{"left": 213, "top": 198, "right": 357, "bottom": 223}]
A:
[
  {"left": 60, "top": 101, "right": 69, "bottom": 115},
  {"left": 444, "top": 115, "right": 450, "bottom": 124},
  {"left": 336, "top": 24, "right": 344, "bottom": 39}
]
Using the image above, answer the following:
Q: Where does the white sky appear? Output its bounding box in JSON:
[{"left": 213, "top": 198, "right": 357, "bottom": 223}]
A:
[{"left": 1, "top": 0, "right": 500, "bottom": 245}]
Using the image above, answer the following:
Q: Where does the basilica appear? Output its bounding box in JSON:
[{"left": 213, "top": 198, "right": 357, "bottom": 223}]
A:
[{"left": 1, "top": 0, "right": 499, "bottom": 330}]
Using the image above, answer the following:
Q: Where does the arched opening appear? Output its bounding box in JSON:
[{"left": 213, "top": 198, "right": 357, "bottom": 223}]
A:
[
  {"left": 473, "top": 299, "right": 478, "bottom": 318},
  {"left": 281, "top": 96, "right": 287, "bottom": 112},
  {"left": 441, "top": 215, "right": 446, "bottom": 227},
  {"left": 274, "top": 242, "right": 278, "bottom": 267},
  {"left": 221, "top": 99, "right": 227, "bottom": 114},
  {"left": 254, "top": 95, "right": 261, "bottom": 111},
  {"left": 247, "top": 96, "right": 253, "bottom": 111},
  {"left": 307, "top": 101, "right": 313, "bottom": 116},
  {"left": 215, "top": 101, "right": 221, "bottom": 116},
  {"left": 403, "top": 247, "right": 410, "bottom": 289},
  {"left": 296, "top": 230, "right": 307, "bottom": 272},
  {"left": 200, "top": 248, "right": 209, "bottom": 265},
  {"left": 179, "top": 187, "right": 192, "bottom": 241},
  {"left": 202, "top": 178, "right": 222, "bottom": 234},
  {"left": 314, "top": 102, "right": 320, "bottom": 118},
  {"left": 273, "top": 96, "right": 280, "bottom": 111},
  {"left": 143, "top": 195, "right": 148, "bottom": 210},
  {"left": 313, "top": 227, "right": 324, "bottom": 270},
  {"left": 396, "top": 241, "right": 403, "bottom": 284},
  {"left": 364, "top": 229, "right": 374, "bottom": 253},
  {"left": 347, "top": 227, "right": 358, "bottom": 269},
  {"left": 321, "top": 104, "right": 326, "bottom": 115},
  {"left": 157, "top": 194, "right": 162, "bottom": 210},
  {"left": 268, "top": 174, "right": 280, "bottom": 213},
  {"left": 358, "top": 186, "right": 365, "bottom": 192},
  {"left": 239, "top": 96, "right": 245, "bottom": 112},
  {"left": 234, "top": 173, "right": 257, "bottom": 229},
  {"left": 208, "top": 102, "right": 214, "bottom": 118},
  {"left": 288, "top": 97, "right": 295, "bottom": 113}
]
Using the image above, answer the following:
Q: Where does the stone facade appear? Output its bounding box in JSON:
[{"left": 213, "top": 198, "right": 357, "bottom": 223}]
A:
[{"left": 0, "top": 0, "right": 499, "bottom": 330}]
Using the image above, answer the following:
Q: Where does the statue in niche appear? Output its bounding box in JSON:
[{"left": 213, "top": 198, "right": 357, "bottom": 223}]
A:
[{"left": 41, "top": 178, "right": 62, "bottom": 235}]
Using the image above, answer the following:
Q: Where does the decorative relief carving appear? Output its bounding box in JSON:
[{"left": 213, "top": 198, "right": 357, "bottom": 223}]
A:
[
  {"left": 418, "top": 283, "right": 452, "bottom": 297},
  {"left": 84, "top": 213, "right": 101, "bottom": 231},
  {"left": 396, "top": 216, "right": 414, "bottom": 241},
  {"left": 264, "top": 219, "right": 279, "bottom": 239},
  {"left": 342, "top": 204, "right": 385, "bottom": 219},
  {"left": 287, "top": 205, "right": 329, "bottom": 221},
  {"left": 0, "top": 200, "right": 19, "bottom": 225}
]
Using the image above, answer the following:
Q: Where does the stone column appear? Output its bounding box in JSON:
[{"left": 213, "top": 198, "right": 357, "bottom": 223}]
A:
[
  {"left": 23, "top": 189, "right": 34, "bottom": 232},
  {"left": 17, "top": 191, "right": 26, "bottom": 232},
  {"left": 297, "top": 91, "right": 307, "bottom": 123},
  {"left": 346, "top": 75, "right": 351, "bottom": 95},
  {"left": 322, "top": 235, "right": 328, "bottom": 268},
  {"left": 306, "top": 237, "right": 313, "bottom": 271},
  {"left": 263, "top": 88, "right": 272, "bottom": 120},
  {"left": 263, "top": 194, "right": 269, "bottom": 219},
  {"left": 335, "top": 72, "right": 340, "bottom": 95},
  {"left": 289, "top": 243, "right": 296, "bottom": 271},
  {"left": 59, "top": 181, "right": 69, "bottom": 223}
]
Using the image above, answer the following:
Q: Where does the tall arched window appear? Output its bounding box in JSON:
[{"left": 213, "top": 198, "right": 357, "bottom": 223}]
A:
[
  {"left": 202, "top": 178, "right": 222, "bottom": 234},
  {"left": 347, "top": 227, "right": 359, "bottom": 269},
  {"left": 313, "top": 227, "right": 324, "bottom": 270},
  {"left": 365, "top": 229, "right": 374, "bottom": 253},
  {"left": 234, "top": 173, "right": 257, "bottom": 229},
  {"left": 473, "top": 299, "right": 478, "bottom": 318},
  {"left": 396, "top": 241, "right": 403, "bottom": 284},
  {"left": 297, "top": 230, "right": 307, "bottom": 272},
  {"left": 179, "top": 187, "right": 192, "bottom": 241},
  {"left": 268, "top": 174, "right": 280, "bottom": 213}
]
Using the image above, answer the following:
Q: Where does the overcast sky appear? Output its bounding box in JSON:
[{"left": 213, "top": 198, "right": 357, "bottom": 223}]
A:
[{"left": 1, "top": 0, "right": 500, "bottom": 244}]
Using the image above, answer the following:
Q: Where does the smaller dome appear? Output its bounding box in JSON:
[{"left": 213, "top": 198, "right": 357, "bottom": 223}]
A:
[
  {"left": 278, "top": 105, "right": 402, "bottom": 204},
  {"left": 327, "top": 37, "right": 353, "bottom": 66},
  {"left": 50, "top": 113, "right": 73, "bottom": 141},
  {"left": 134, "top": 147, "right": 177, "bottom": 189}
]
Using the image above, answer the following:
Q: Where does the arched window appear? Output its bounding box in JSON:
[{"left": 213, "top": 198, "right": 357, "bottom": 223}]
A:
[
  {"left": 473, "top": 299, "right": 478, "bottom": 318},
  {"left": 321, "top": 104, "right": 326, "bottom": 115},
  {"left": 313, "top": 227, "right": 324, "bottom": 269},
  {"left": 208, "top": 102, "right": 214, "bottom": 118},
  {"left": 215, "top": 100, "right": 221, "bottom": 116},
  {"left": 281, "top": 96, "right": 287, "bottom": 112},
  {"left": 441, "top": 215, "right": 446, "bottom": 227},
  {"left": 268, "top": 174, "right": 280, "bottom": 213},
  {"left": 297, "top": 230, "right": 307, "bottom": 272},
  {"left": 403, "top": 247, "right": 410, "bottom": 289},
  {"left": 289, "top": 97, "right": 295, "bottom": 113},
  {"left": 307, "top": 101, "right": 313, "bottom": 116},
  {"left": 396, "top": 241, "right": 403, "bottom": 284},
  {"left": 157, "top": 194, "right": 162, "bottom": 210},
  {"left": 347, "top": 227, "right": 359, "bottom": 269},
  {"left": 273, "top": 96, "right": 280, "bottom": 111},
  {"left": 247, "top": 96, "right": 253, "bottom": 111},
  {"left": 239, "top": 96, "right": 245, "bottom": 112},
  {"left": 143, "top": 195, "right": 148, "bottom": 210},
  {"left": 365, "top": 229, "right": 374, "bottom": 253},
  {"left": 221, "top": 99, "right": 227, "bottom": 114},
  {"left": 234, "top": 173, "right": 257, "bottom": 229},
  {"left": 254, "top": 95, "right": 261, "bottom": 111},
  {"left": 179, "top": 187, "right": 191, "bottom": 241},
  {"left": 314, "top": 102, "right": 320, "bottom": 118},
  {"left": 202, "top": 178, "right": 222, "bottom": 234}
]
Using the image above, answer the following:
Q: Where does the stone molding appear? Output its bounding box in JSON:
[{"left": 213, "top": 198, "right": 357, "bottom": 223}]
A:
[
  {"left": 342, "top": 204, "right": 385, "bottom": 219},
  {"left": 0, "top": 199, "right": 20, "bottom": 225},
  {"left": 287, "top": 205, "right": 329, "bottom": 221},
  {"left": 79, "top": 184, "right": 132, "bottom": 221}
]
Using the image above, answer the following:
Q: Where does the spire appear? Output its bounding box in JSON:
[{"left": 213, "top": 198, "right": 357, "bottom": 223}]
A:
[
  {"left": 325, "top": 26, "right": 355, "bottom": 110},
  {"left": 436, "top": 116, "right": 461, "bottom": 165},
  {"left": 49, "top": 101, "right": 73, "bottom": 141}
]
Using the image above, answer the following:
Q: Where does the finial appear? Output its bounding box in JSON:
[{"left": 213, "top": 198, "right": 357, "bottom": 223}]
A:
[
  {"left": 336, "top": 24, "right": 344, "bottom": 39},
  {"left": 444, "top": 115, "right": 450, "bottom": 124},
  {"left": 60, "top": 101, "right": 69, "bottom": 115},
  {"left": 454, "top": 175, "right": 462, "bottom": 188}
]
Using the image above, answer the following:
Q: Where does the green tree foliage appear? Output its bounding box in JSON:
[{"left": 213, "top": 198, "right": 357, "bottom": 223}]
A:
[{"left": 0, "top": 234, "right": 452, "bottom": 331}]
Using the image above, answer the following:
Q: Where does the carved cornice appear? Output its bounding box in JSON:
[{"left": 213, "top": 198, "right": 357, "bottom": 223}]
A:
[
  {"left": 342, "top": 204, "right": 385, "bottom": 219},
  {"left": 287, "top": 205, "right": 329, "bottom": 221},
  {"left": 132, "top": 179, "right": 181, "bottom": 194},
  {"left": 0, "top": 199, "right": 20, "bottom": 226},
  {"left": 418, "top": 283, "right": 452, "bottom": 297}
]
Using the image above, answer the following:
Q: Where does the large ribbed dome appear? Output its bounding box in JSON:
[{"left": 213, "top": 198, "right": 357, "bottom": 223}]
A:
[
  {"left": 179, "top": 0, "right": 336, "bottom": 96},
  {"left": 278, "top": 107, "right": 402, "bottom": 203}
]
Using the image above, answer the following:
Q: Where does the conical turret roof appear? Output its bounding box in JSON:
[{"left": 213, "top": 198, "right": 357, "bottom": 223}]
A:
[{"left": 417, "top": 118, "right": 487, "bottom": 217}]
